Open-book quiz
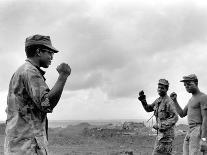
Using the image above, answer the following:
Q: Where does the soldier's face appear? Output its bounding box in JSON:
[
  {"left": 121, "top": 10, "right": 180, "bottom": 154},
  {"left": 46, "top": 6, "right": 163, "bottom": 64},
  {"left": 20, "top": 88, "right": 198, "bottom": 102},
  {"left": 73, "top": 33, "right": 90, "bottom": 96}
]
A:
[
  {"left": 157, "top": 84, "right": 167, "bottom": 97},
  {"left": 39, "top": 49, "right": 54, "bottom": 68},
  {"left": 183, "top": 81, "right": 197, "bottom": 93}
]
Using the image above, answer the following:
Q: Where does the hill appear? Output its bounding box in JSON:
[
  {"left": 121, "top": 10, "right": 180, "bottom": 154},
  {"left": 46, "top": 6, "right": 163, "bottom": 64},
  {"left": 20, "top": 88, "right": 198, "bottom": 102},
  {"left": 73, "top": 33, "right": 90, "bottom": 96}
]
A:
[{"left": 0, "top": 122, "right": 185, "bottom": 154}]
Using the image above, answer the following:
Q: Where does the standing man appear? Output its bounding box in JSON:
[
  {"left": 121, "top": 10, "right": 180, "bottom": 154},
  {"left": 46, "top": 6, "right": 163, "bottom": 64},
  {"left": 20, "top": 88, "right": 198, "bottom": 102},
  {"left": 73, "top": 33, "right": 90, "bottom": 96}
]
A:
[
  {"left": 4, "top": 34, "right": 71, "bottom": 154},
  {"left": 170, "top": 74, "right": 207, "bottom": 155},
  {"left": 138, "top": 79, "right": 178, "bottom": 155}
]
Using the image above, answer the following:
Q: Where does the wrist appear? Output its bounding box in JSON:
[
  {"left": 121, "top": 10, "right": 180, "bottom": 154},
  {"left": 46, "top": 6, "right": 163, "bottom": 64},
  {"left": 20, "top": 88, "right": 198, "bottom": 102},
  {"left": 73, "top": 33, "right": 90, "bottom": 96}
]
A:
[
  {"left": 58, "top": 74, "right": 68, "bottom": 82},
  {"left": 138, "top": 95, "right": 146, "bottom": 101},
  {"left": 59, "top": 72, "right": 69, "bottom": 78},
  {"left": 172, "top": 98, "right": 177, "bottom": 102}
]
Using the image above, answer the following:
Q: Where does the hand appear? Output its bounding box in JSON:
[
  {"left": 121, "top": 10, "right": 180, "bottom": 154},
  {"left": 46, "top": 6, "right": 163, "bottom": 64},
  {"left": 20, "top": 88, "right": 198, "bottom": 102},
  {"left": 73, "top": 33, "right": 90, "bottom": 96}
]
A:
[
  {"left": 153, "top": 123, "right": 159, "bottom": 130},
  {"left": 170, "top": 92, "right": 177, "bottom": 102},
  {"left": 56, "top": 63, "right": 71, "bottom": 77},
  {"left": 200, "top": 139, "right": 207, "bottom": 152},
  {"left": 138, "top": 90, "right": 146, "bottom": 101}
]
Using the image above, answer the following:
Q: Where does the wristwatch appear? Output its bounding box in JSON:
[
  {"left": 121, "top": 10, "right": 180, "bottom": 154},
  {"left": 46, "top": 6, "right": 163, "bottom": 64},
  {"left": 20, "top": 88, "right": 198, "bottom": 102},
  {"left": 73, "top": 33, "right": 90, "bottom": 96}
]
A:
[{"left": 202, "top": 138, "right": 207, "bottom": 142}]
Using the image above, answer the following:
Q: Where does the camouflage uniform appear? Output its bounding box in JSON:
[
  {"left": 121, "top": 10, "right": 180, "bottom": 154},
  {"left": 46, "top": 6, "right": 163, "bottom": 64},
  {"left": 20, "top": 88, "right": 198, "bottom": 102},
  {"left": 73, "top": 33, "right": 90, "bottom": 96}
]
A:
[
  {"left": 4, "top": 59, "right": 52, "bottom": 155},
  {"left": 141, "top": 95, "right": 178, "bottom": 155}
]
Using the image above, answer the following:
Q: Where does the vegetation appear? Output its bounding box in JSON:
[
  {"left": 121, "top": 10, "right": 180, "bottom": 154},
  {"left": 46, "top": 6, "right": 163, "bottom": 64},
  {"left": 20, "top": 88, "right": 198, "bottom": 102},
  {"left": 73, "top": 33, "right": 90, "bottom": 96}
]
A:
[{"left": 0, "top": 122, "right": 186, "bottom": 154}]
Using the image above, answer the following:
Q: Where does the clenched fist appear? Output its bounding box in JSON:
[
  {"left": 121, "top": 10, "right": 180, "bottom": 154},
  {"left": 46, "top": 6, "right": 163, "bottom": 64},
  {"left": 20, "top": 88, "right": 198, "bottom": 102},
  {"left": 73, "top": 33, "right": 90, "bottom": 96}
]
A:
[
  {"left": 56, "top": 63, "right": 71, "bottom": 77},
  {"left": 138, "top": 90, "right": 146, "bottom": 101},
  {"left": 170, "top": 92, "right": 177, "bottom": 102}
]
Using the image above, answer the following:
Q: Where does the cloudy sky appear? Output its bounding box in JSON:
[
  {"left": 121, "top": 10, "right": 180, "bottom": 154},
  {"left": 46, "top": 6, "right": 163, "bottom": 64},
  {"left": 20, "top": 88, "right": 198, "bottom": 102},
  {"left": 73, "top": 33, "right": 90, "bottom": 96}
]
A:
[{"left": 1, "top": 0, "right": 207, "bottom": 123}]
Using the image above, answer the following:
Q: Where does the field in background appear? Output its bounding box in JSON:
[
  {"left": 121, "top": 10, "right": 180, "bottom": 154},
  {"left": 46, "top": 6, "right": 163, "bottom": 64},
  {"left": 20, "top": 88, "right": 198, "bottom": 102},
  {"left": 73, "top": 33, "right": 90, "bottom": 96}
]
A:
[{"left": 0, "top": 121, "right": 186, "bottom": 155}]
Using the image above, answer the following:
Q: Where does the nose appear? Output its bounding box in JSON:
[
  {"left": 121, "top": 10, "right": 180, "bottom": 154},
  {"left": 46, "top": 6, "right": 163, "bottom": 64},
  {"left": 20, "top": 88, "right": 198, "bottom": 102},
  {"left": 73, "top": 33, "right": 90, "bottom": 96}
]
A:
[
  {"left": 158, "top": 87, "right": 162, "bottom": 91},
  {"left": 50, "top": 52, "right": 54, "bottom": 60},
  {"left": 51, "top": 54, "right": 53, "bottom": 60}
]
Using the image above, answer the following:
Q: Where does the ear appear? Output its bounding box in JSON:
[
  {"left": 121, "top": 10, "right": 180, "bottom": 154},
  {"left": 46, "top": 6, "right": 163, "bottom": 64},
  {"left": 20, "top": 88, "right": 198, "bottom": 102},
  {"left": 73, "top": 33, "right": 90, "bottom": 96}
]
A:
[{"left": 36, "top": 48, "right": 42, "bottom": 57}]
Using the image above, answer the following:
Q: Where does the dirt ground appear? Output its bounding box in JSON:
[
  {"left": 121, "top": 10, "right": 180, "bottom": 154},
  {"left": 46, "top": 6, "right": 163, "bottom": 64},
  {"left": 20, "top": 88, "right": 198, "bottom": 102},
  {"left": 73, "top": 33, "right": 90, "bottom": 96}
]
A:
[{"left": 0, "top": 134, "right": 184, "bottom": 155}]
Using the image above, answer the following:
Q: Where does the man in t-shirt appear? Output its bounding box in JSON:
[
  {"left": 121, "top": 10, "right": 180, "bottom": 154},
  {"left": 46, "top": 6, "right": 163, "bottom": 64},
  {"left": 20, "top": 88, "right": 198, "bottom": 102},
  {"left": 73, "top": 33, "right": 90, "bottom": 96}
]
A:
[{"left": 170, "top": 74, "right": 207, "bottom": 155}]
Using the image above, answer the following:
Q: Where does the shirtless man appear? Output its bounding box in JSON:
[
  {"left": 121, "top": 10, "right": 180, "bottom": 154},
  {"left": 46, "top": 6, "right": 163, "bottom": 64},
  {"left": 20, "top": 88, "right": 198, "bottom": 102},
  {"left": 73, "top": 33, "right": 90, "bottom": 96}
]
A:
[{"left": 170, "top": 74, "right": 207, "bottom": 155}]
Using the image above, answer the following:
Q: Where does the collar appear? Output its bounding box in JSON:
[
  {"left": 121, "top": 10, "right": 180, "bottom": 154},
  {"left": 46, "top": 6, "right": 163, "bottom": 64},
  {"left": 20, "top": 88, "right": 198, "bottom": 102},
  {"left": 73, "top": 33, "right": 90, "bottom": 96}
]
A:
[
  {"left": 159, "top": 94, "right": 167, "bottom": 99},
  {"left": 157, "top": 94, "right": 168, "bottom": 103},
  {"left": 26, "top": 59, "right": 46, "bottom": 76}
]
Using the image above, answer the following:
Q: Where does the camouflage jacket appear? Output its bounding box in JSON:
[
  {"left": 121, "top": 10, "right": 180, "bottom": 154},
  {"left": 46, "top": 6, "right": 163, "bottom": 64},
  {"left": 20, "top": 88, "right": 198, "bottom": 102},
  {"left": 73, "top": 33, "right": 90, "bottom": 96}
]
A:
[
  {"left": 4, "top": 59, "right": 52, "bottom": 154},
  {"left": 142, "top": 95, "right": 178, "bottom": 131}
]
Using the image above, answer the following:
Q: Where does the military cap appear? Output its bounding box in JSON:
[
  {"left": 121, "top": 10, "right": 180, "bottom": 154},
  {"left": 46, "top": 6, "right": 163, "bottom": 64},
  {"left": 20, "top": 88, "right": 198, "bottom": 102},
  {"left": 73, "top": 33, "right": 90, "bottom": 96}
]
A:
[
  {"left": 180, "top": 74, "right": 198, "bottom": 82},
  {"left": 25, "top": 34, "right": 59, "bottom": 53},
  {"left": 158, "top": 79, "right": 169, "bottom": 86}
]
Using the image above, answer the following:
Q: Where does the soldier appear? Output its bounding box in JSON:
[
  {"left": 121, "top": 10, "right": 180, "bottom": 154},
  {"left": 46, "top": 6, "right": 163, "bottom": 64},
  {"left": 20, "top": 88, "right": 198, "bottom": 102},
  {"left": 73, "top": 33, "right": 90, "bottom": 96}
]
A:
[
  {"left": 138, "top": 79, "right": 178, "bottom": 155},
  {"left": 170, "top": 74, "right": 207, "bottom": 155},
  {"left": 4, "top": 34, "right": 71, "bottom": 154}
]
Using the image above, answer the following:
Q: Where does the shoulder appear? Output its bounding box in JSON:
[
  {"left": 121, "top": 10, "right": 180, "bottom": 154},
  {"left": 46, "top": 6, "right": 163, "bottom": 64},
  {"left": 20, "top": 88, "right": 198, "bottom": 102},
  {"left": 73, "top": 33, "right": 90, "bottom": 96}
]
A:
[
  {"left": 15, "top": 61, "right": 37, "bottom": 73},
  {"left": 198, "top": 93, "right": 207, "bottom": 101},
  {"left": 200, "top": 92, "right": 207, "bottom": 98},
  {"left": 199, "top": 93, "right": 207, "bottom": 103},
  {"left": 197, "top": 93, "right": 207, "bottom": 110},
  {"left": 16, "top": 62, "right": 42, "bottom": 82},
  {"left": 12, "top": 62, "right": 31, "bottom": 77},
  {"left": 151, "top": 97, "right": 161, "bottom": 107},
  {"left": 24, "top": 62, "right": 41, "bottom": 76},
  {"left": 154, "top": 97, "right": 162, "bottom": 104}
]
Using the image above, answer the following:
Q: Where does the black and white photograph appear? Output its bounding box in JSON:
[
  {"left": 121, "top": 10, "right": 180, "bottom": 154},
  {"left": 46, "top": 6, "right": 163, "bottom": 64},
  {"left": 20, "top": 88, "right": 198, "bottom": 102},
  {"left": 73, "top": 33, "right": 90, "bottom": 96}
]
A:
[{"left": 1, "top": 0, "right": 207, "bottom": 154}]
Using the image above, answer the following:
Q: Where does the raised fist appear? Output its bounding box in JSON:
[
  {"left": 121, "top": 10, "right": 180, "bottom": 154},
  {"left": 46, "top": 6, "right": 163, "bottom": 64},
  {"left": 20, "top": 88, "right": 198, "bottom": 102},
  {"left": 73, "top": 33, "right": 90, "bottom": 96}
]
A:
[
  {"left": 170, "top": 92, "right": 177, "bottom": 102},
  {"left": 56, "top": 63, "right": 71, "bottom": 76},
  {"left": 138, "top": 90, "right": 146, "bottom": 101}
]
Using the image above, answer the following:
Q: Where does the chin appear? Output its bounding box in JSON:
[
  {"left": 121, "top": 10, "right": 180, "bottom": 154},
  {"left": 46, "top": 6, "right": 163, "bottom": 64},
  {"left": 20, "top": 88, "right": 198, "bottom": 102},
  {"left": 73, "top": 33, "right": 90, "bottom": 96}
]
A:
[
  {"left": 158, "top": 93, "right": 163, "bottom": 96},
  {"left": 186, "top": 89, "right": 191, "bottom": 93}
]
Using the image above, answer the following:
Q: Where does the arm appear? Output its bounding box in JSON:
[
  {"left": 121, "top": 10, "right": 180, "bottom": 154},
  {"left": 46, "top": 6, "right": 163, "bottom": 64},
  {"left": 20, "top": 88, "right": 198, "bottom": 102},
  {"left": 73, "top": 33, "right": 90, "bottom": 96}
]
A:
[
  {"left": 26, "top": 63, "right": 71, "bottom": 113},
  {"left": 199, "top": 95, "right": 207, "bottom": 152},
  {"left": 200, "top": 96, "right": 207, "bottom": 138},
  {"left": 140, "top": 99, "right": 155, "bottom": 112},
  {"left": 48, "top": 74, "right": 68, "bottom": 109},
  {"left": 170, "top": 92, "right": 188, "bottom": 118},
  {"left": 47, "top": 63, "right": 71, "bottom": 109}
]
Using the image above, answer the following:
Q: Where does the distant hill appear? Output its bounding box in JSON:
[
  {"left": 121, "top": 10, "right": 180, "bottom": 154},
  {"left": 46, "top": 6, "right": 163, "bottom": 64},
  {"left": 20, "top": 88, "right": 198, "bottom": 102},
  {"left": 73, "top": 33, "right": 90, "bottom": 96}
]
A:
[{"left": 48, "top": 119, "right": 146, "bottom": 128}]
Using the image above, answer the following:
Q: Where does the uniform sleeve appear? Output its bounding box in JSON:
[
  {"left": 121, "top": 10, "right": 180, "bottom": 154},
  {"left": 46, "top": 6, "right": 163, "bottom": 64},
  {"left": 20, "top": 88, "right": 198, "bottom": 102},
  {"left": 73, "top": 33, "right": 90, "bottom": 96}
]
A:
[
  {"left": 24, "top": 68, "right": 53, "bottom": 113},
  {"left": 160, "top": 100, "right": 178, "bottom": 130},
  {"left": 141, "top": 99, "right": 156, "bottom": 112}
]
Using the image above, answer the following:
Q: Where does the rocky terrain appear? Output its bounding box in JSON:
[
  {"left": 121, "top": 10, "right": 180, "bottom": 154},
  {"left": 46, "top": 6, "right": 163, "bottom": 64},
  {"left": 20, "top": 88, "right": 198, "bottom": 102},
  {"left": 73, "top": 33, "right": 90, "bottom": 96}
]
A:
[{"left": 0, "top": 122, "right": 187, "bottom": 155}]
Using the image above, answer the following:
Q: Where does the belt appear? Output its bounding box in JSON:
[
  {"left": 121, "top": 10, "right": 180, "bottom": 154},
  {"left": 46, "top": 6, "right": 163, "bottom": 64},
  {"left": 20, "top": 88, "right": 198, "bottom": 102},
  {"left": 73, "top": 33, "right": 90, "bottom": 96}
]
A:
[{"left": 189, "top": 122, "right": 202, "bottom": 128}]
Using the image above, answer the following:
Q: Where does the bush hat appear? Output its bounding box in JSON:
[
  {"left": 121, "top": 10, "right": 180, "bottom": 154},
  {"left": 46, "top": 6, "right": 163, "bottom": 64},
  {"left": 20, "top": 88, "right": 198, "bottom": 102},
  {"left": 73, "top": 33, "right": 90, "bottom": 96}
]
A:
[
  {"left": 158, "top": 79, "right": 169, "bottom": 86},
  {"left": 25, "top": 34, "right": 59, "bottom": 53},
  {"left": 180, "top": 74, "right": 198, "bottom": 82}
]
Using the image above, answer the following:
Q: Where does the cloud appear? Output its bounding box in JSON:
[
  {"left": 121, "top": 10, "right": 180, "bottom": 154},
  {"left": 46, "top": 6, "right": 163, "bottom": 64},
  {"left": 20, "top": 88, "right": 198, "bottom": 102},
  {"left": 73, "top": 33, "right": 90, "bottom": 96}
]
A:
[
  {"left": 44, "top": 0, "right": 207, "bottom": 100},
  {"left": 1, "top": 0, "right": 207, "bottom": 121}
]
